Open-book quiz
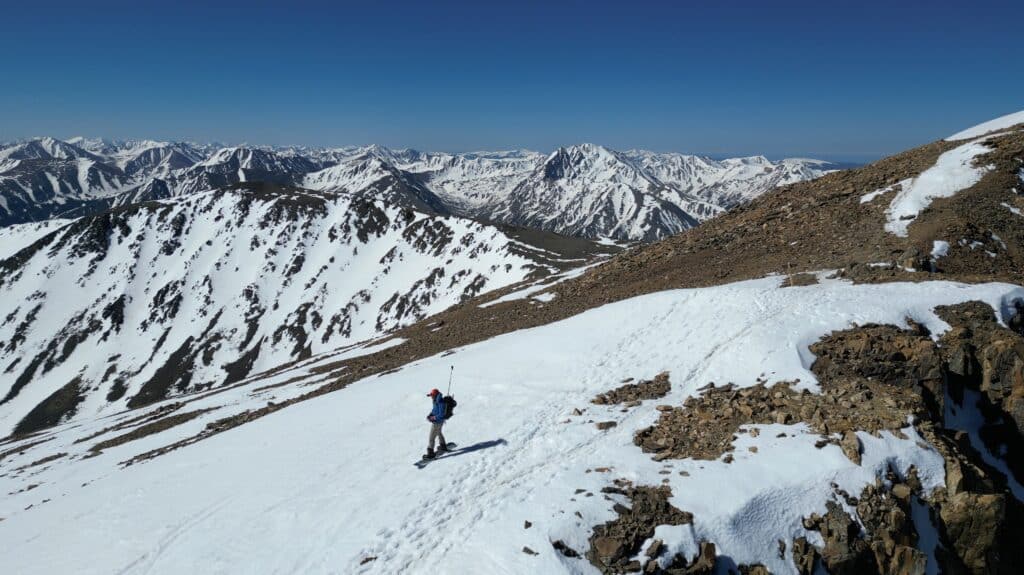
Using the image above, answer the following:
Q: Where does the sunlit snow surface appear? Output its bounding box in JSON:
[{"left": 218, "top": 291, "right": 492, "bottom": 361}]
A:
[
  {"left": 1, "top": 275, "right": 1023, "bottom": 574},
  {"left": 0, "top": 218, "right": 71, "bottom": 257},
  {"left": 946, "top": 110, "right": 1024, "bottom": 141}
]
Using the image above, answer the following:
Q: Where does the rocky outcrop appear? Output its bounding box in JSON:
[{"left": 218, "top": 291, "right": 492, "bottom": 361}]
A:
[
  {"left": 937, "top": 301, "right": 1024, "bottom": 471},
  {"left": 593, "top": 372, "right": 671, "bottom": 405},
  {"left": 633, "top": 373, "right": 922, "bottom": 463},
  {"left": 586, "top": 485, "right": 693, "bottom": 573},
  {"left": 796, "top": 475, "right": 929, "bottom": 575},
  {"left": 625, "top": 301, "right": 1024, "bottom": 574}
]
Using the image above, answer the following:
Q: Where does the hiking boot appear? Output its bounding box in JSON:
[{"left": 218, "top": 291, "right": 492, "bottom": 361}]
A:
[
  {"left": 423, "top": 448, "right": 436, "bottom": 460},
  {"left": 438, "top": 444, "right": 449, "bottom": 454}
]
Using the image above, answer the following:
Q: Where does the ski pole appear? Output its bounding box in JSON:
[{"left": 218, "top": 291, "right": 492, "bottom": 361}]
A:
[{"left": 446, "top": 365, "right": 454, "bottom": 395}]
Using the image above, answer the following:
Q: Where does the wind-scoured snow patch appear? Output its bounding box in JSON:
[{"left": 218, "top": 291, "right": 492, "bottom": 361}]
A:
[
  {"left": 1003, "top": 202, "right": 1023, "bottom": 217},
  {"left": 946, "top": 110, "right": 1024, "bottom": 141},
  {"left": 2, "top": 277, "right": 1022, "bottom": 574},
  {"left": 883, "top": 139, "right": 994, "bottom": 236},
  {"left": 860, "top": 187, "right": 890, "bottom": 204},
  {"left": 931, "top": 240, "right": 950, "bottom": 259}
]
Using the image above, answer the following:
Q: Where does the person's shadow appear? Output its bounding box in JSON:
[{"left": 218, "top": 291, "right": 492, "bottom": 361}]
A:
[{"left": 415, "top": 439, "right": 507, "bottom": 468}]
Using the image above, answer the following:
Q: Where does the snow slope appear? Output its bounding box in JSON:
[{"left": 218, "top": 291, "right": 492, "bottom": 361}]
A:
[
  {"left": 2, "top": 275, "right": 1021, "bottom": 574},
  {"left": 0, "top": 185, "right": 557, "bottom": 436},
  {"left": 947, "top": 109, "right": 1024, "bottom": 141},
  {"left": 0, "top": 218, "right": 71, "bottom": 257}
]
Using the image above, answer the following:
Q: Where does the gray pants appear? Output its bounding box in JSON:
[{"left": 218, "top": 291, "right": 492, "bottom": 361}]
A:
[{"left": 428, "top": 422, "right": 447, "bottom": 451}]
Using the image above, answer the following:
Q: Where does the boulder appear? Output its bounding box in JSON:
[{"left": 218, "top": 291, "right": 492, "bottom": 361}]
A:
[
  {"left": 840, "top": 431, "right": 862, "bottom": 465},
  {"left": 939, "top": 492, "right": 1004, "bottom": 574}
]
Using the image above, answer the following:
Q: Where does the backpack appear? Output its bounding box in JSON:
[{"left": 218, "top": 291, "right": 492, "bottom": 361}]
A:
[{"left": 443, "top": 395, "right": 458, "bottom": 419}]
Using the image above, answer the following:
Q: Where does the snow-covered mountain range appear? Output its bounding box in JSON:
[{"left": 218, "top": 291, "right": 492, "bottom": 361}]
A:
[
  {"left": 0, "top": 137, "right": 836, "bottom": 240},
  {"left": 0, "top": 183, "right": 593, "bottom": 436}
]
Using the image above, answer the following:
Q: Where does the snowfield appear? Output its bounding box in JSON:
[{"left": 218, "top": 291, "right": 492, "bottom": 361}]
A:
[{"left": 2, "top": 275, "right": 1022, "bottom": 574}]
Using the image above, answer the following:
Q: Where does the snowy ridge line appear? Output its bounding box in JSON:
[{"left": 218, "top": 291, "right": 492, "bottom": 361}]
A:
[
  {"left": 0, "top": 136, "right": 836, "bottom": 240},
  {"left": 946, "top": 111, "right": 1024, "bottom": 141},
  {"left": 1, "top": 276, "right": 1022, "bottom": 574}
]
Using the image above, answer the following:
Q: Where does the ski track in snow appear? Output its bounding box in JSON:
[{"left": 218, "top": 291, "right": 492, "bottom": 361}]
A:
[{"left": 1, "top": 276, "right": 1023, "bottom": 574}]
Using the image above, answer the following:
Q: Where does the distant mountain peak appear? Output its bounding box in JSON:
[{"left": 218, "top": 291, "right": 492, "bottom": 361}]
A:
[{"left": 0, "top": 137, "right": 835, "bottom": 240}]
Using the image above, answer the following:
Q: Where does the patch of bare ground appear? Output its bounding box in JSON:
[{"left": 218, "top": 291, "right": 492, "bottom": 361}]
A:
[
  {"left": 16, "top": 452, "right": 67, "bottom": 471},
  {"left": 0, "top": 437, "right": 53, "bottom": 466},
  {"left": 89, "top": 408, "right": 215, "bottom": 455},
  {"left": 593, "top": 372, "right": 671, "bottom": 405},
  {"left": 74, "top": 401, "right": 187, "bottom": 445},
  {"left": 936, "top": 301, "right": 1024, "bottom": 480},
  {"left": 586, "top": 485, "right": 693, "bottom": 573},
  {"left": 634, "top": 321, "right": 940, "bottom": 463},
  {"left": 792, "top": 474, "right": 927, "bottom": 575}
]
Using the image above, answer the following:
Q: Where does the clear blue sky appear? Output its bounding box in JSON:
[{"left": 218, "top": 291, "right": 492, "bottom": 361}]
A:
[{"left": 2, "top": 0, "right": 1021, "bottom": 161}]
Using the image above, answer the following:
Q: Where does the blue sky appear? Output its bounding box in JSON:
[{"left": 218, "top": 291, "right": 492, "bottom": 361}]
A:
[{"left": 2, "top": 0, "right": 1021, "bottom": 161}]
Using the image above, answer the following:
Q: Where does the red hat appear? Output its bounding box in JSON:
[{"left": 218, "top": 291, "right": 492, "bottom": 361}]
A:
[{"left": 427, "top": 388, "right": 440, "bottom": 397}]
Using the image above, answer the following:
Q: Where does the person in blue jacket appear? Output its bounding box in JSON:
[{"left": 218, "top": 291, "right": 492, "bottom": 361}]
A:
[{"left": 424, "top": 388, "right": 448, "bottom": 459}]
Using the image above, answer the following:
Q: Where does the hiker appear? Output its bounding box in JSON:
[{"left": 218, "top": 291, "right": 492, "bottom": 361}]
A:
[{"left": 424, "top": 388, "right": 448, "bottom": 459}]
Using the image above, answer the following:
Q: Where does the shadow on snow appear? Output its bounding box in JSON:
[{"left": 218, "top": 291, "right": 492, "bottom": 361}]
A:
[{"left": 415, "top": 438, "right": 507, "bottom": 468}]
